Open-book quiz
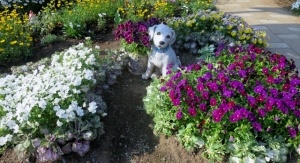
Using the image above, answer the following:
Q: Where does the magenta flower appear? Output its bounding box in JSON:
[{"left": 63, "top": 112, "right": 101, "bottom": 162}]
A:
[
  {"left": 289, "top": 128, "right": 297, "bottom": 138},
  {"left": 229, "top": 136, "right": 234, "bottom": 141},
  {"left": 207, "top": 63, "right": 213, "bottom": 70},
  {"left": 176, "top": 111, "right": 183, "bottom": 120},
  {"left": 223, "top": 90, "right": 234, "bottom": 98},
  {"left": 188, "top": 107, "right": 197, "bottom": 117},
  {"left": 197, "top": 83, "right": 205, "bottom": 92},
  {"left": 172, "top": 98, "right": 181, "bottom": 106},
  {"left": 252, "top": 122, "right": 262, "bottom": 132},
  {"left": 257, "top": 109, "right": 266, "bottom": 117},
  {"left": 262, "top": 68, "right": 269, "bottom": 75},
  {"left": 169, "top": 90, "right": 176, "bottom": 100},
  {"left": 254, "top": 85, "right": 263, "bottom": 94},
  {"left": 238, "top": 70, "right": 247, "bottom": 78},
  {"left": 202, "top": 91, "right": 209, "bottom": 100},
  {"left": 269, "top": 88, "right": 278, "bottom": 97},
  {"left": 266, "top": 97, "right": 275, "bottom": 105},
  {"left": 289, "top": 87, "right": 298, "bottom": 95},
  {"left": 187, "top": 89, "right": 195, "bottom": 98},
  {"left": 210, "top": 98, "right": 217, "bottom": 106},
  {"left": 199, "top": 103, "right": 207, "bottom": 112}
]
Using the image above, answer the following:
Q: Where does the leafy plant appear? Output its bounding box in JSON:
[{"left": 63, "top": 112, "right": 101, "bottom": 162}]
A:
[
  {"left": 114, "top": 17, "right": 161, "bottom": 59},
  {"left": 143, "top": 44, "right": 300, "bottom": 162},
  {"left": 40, "top": 34, "right": 64, "bottom": 46}
]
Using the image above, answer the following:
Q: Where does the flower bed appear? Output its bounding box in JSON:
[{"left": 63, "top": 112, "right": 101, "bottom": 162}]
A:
[
  {"left": 143, "top": 44, "right": 300, "bottom": 162},
  {"left": 167, "top": 10, "right": 268, "bottom": 54},
  {"left": 0, "top": 42, "right": 124, "bottom": 161}
]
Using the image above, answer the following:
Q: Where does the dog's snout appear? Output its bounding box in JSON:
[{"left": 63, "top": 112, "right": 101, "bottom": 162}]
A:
[{"left": 159, "top": 41, "right": 165, "bottom": 45}]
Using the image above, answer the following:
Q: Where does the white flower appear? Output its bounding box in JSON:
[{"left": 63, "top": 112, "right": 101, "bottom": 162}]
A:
[
  {"left": 38, "top": 99, "right": 47, "bottom": 109},
  {"left": 84, "top": 69, "right": 93, "bottom": 80},
  {"left": 0, "top": 134, "right": 13, "bottom": 146},
  {"left": 56, "top": 120, "right": 63, "bottom": 127},
  {"left": 56, "top": 109, "right": 66, "bottom": 118},
  {"left": 85, "top": 37, "right": 91, "bottom": 41},
  {"left": 243, "top": 156, "right": 255, "bottom": 163},
  {"left": 21, "top": 65, "right": 28, "bottom": 71},
  {"left": 88, "top": 102, "right": 97, "bottom": 114},
  {"left": 255, "top": 157, "right": 266, "bottom": 163},
  {"left": 69, "top": 22, "right": 73, "bottom": 29},
  {"left": 75, "top": 107, "right": 84, "bottom": 116},
  {"left": 95, "top": 45, "right": 100, "bottom": 49},
  {"left": 229, "top": 157, "right": 241, "bottom": 163}
]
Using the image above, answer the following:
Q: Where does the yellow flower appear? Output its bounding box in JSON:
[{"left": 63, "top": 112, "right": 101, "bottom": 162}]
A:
[
  {"left": 27, "top": 43, "right": 31, "bottom": 46},
  {"left": 0, "top": 39, "right": 5, "bottom": 43},
  {"left": 0, "top": 48, "right": 4, "bottom": 52},
  {"left": 10, "top": 40, "right": 17, "bottom": 45},
  {"left": 19, "top": 42, "right": 24, "bottom": 46},
  {"left": 231, "top": 30, "right": 237, "bottom": 37}
]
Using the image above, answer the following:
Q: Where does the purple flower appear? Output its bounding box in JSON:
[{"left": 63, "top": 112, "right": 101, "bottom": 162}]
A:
[
  {"left": 208, "top": 82, "right": 218, "bottom": 92},
  {"left": 229, "top": 114, "right": 238, "bottom": 123},
  {"left": 202, "top": 91, "right": 209, "bottom": 100},
  {"left": 210, "top": 98, "right": 217, "bottom": 106},
  {"left": 207, "top": 63, "right": 213, "bottom": 70},
  {"left": 294, "top": 110, "right": 300, "bottom": 118},
  {"left": 282, "top": 92, "right": 293, "bottom": 101},
  {"left": 212, "top": 109, "right": 223, "bottom": 122},
  {"left": 266, "top": 97, "right": 275, "bottom": 105},
  {"left": 187, "top": 89, "right": 195, "bottom": 98},
  {"left": 254, "top": 85, "right": 263, "bottom": 94},
  {"left": 291, "top": 78, "right": 300, "bottom": 87},
  {"left": 169, "top": 90, "right": 176, "bottom": 100},
  {"left": 229, "top": 136, "right": 234, "bottom": 141},
  {"left": 262, "top": 68, "right": 269, "bottom": 75},
  {"left": 230, "top": 80, "right": 241, "bottom": 89},
  {"left": 160, "top": 86, "right": 167, "bottom": 92},
  {"left": 197, "top": 83, "right": 205, "bottom": 92},
  {"left": 177, "top": 79, "right": 187, "bottom": 89},
  {"left": 188, "top": 107, "right": 197, "bottom": 117},
  {"left": 172, "top": 98, "right": 180, "bottom": 106},
  {"left": 257, "top": 109, "right": 266, "bottom": 117},
  {"left": 199, "top": 103, "right": 207, "bottom": 112},
  {"left": 238, "top": 70, "right": 247, "bottom": 78},
  {"left": 289, "top": 87, "right": 298, "bottom": 95},
  {"left": 176, "top": 111, "right": 183, "bottom": 120},
  {"left": 269, "top": 88, "right": 278, "bottom": 97},
  {"left": 247, "top": 95, "right": 256, "bottom": 106},
  {"left": 285, "top": 101, "right": 296, "bottom": 110},
  {"left": 289, "top": 128, "right": 297, "bottom": 138},
  {"left": 252, "top": 122, "right": 262, "bottom": 132},
  {"left": 203, "top": 72, "right": 213, "bottom": 81},
  {"left": 240, "top": 108, "right": 249, "bottom": 118},
  {"left": 223, "top": 90, "right": 234, "bottom": 98},
  {"left": 274, "top": 78, "right": 282, "bottom": 84},
  {"left": 247, "top": 112, "right": 256, "bottom": 122}
]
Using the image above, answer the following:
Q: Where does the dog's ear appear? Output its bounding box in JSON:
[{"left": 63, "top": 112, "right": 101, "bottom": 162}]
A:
[
  {"left": 148, "top": 25, "right": 157, "bottom": 41},
  {"left": 169, "top": 29, "right": 176, "bottom": 45}
]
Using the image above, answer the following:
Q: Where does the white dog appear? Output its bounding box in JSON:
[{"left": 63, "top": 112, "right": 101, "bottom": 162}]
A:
[{"left": 142, "top": 24, "right": 181, "bottom": 79}]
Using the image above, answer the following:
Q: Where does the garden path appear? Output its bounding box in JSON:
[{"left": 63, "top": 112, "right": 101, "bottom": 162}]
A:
[{"left": 215, "top": 0, "right": 300, "bottom": 73}]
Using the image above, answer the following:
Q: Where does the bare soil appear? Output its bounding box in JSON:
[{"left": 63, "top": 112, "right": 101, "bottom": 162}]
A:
[{"left": 1, "top": 1, "right": 300, "bottom": 162}]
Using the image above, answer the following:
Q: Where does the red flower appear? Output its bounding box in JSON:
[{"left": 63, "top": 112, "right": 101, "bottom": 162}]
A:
[
  {"left": 185, "top": 85, "right": 192, "bottom": 91},
  {"left": 265, "top": 104, "right": 273, "bottom": 112},
  {"left": 161, "top": 79, "right": 165, "bottom": 83},
  {"left": 254, "top": 47, "right": 262, "bottom": 54},
  {"left": 282, "top": 84, "right": 290, "bottom": 91},
  {"left": 266, "top": 76, "right": 274, "bottom": 84},
  {"left": 201, "top": 119, "right": 206, "bottom": 125},
  {"left": 256, "top": 95, "right": 264, "bottom": 103}
]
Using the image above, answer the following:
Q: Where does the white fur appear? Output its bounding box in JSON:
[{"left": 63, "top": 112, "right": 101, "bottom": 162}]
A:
[{"left": 142, "top": 24, "right": 181, "bottom": 79}]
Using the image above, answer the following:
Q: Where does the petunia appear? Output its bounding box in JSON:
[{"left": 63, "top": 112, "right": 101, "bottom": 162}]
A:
[
  {"left": 254, "top": 85, "right": 263, "bottom": 94},
  {"left": 207, "top": 63, "right": 213, "bottom": 70},
  {"left": 289, "top": 87, "right": 298, "bottom": 95},
  {"left": 202, "top": 91, "right": 210, "bottom": 100},
  {"left": 252, "top": 122, "right": 262, "bottom": 132},
  {"left": 289, "top": 128, "right": 297, "bottom": 138},
  {"left": 188, "top": 107, "right": 197, "bottom": 117},
  {"left": 172, "top": 98, "right": 181, "bottom": 106},
  {"left": 257, "top": 109, "right": 266, "bottom": 117},
  {"left": 266, "top": 97, "right": 275, "bottom": 105},
  {"left": 197, "top": 83, "right": 205, "bottom": 92},
  {"left": 210, "top": 98, "right": 217, "bottom": 106},
  {"left": 223, "top": 90, "right": 234, "bottom": 98},
  {"left": 176, "top": 111, "right": 183, "bottom": 120},
  {"left": 238, "top": 70, "right": 247, "bottom": 78},
  {"left": 269, "top": 88, "right": 278, "bottom": 97},
  {"left": 282, "top": 83, "right": 290, "bottom": 91},
  {"left": 199, "top": 103, "right": 207, "bottom": 112},
  {"left": 262, "top": 68, "right": 269, "bottom": 75}
]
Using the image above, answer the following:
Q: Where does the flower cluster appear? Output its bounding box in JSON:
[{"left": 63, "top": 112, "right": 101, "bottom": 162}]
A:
[
  {"left": 144, "top": 44, "right": 300, "bottom": 162},
  {"left": 166, "top": 10, "right": 268, "bottom": 54},
  {"left": 114, "top": 17, "right": 161, "bottom": 58},
  {"left": 0, "top": 43, "right": 117, "bottom": 161}
]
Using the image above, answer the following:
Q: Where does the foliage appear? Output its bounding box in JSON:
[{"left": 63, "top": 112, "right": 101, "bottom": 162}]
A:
[
  {"left": 114, "top": 17, "right": 161, "bottom": 59},
  {"left": 291, "top": 0, "right": 300, "bottom": 15},
  {"left": 143, "top": 44, "right": 300, "bottom": 162},
  {"left": 40, "top": 34, "right": 64, "bottom": 46},
  {"left": 0, "top": 6, "right": 33, "bottom": 66},
  {"left": 0, "top": 42, "right": 124, "bottom": 162},
  {"left": 167, "top": 10, "right": 269, "bottom": 54}
]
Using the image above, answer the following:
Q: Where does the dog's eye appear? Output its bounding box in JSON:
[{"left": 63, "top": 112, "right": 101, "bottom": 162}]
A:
[
  {"left": 166, "top": 35, "right": 170, "bottom": 38},
  {"left": 157, "top": 32, "right": 161, "bottom": 35}
]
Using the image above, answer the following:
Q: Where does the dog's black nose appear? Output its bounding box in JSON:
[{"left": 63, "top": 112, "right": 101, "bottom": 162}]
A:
[{"left": 159, "top": 41, "right": 165, "bottom": 45}]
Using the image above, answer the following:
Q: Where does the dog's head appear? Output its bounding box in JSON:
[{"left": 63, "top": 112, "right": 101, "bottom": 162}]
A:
[{"left": 148, "top": 24, "right": 176, "bottom": 49}]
